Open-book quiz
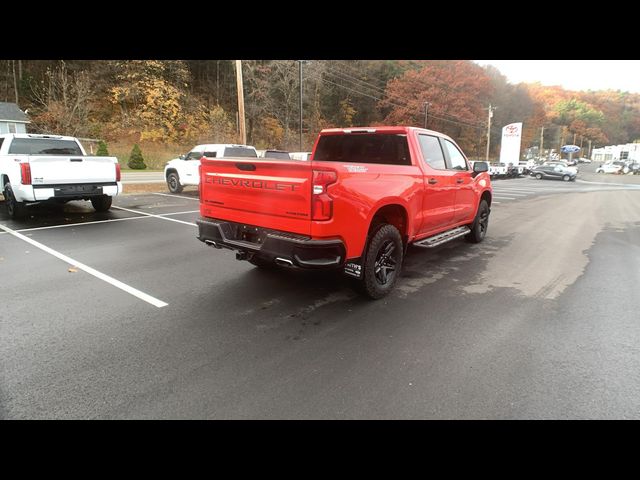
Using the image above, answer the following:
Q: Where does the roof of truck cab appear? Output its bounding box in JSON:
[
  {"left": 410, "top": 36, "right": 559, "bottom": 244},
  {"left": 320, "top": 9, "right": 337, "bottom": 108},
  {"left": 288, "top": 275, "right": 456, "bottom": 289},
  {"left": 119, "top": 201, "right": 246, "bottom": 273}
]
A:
[
  {"left": 319, "top": 126, "right": 452, "bottom": 139},
  {"left": 192, "top": 144, "right": 256, "bottom": 150},
  {"left": 0, "top": 133, "right": 78, "bottom": 141}
]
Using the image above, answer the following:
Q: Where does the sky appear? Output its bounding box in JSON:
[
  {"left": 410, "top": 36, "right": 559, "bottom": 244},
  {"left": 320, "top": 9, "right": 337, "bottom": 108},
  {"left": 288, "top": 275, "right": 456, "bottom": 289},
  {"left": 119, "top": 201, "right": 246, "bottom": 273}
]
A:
[{"left": 474, "top": 61, "right": 640, "bottom": 94}]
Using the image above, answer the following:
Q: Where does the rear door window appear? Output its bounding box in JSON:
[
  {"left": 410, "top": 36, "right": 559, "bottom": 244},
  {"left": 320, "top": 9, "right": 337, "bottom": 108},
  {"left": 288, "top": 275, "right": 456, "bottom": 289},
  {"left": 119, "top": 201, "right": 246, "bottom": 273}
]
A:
[
  {"left": 417, "top": 134, "right": 446, "bottom": 170},
  {"left": 313, "top": 133, "right": 411, "bottom": 165}
]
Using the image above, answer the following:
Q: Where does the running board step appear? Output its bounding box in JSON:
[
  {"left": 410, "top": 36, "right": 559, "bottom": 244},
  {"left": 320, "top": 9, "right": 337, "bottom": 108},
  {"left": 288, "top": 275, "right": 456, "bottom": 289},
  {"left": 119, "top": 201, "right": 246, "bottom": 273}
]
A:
[{"left": 412, "top": 226, "right": 471, "bottom": 248}]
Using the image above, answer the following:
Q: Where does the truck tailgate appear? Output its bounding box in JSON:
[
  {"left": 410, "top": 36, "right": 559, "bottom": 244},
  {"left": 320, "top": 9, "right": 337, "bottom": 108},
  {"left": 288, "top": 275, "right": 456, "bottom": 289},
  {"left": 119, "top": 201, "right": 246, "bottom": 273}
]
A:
[
  {"left": 200, "top": 157, "right": 312, "bottom": 235},
  {"left": 28, "top": 156, "right": 117, "bottom": 184}
]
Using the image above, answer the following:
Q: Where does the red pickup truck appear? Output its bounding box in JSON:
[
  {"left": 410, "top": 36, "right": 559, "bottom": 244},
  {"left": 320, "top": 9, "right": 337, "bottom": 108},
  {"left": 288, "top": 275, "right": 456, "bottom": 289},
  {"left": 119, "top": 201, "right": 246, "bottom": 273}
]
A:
[{"left": 196, "top": 126, "right": 492, "bottom": 298}]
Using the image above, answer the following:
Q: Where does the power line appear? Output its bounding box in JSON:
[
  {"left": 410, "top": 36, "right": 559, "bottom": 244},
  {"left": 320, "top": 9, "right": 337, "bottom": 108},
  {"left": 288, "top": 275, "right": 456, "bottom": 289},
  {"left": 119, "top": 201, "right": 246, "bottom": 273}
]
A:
[{"left": 307, "top": 69, "right": 500, "bottom": 133}]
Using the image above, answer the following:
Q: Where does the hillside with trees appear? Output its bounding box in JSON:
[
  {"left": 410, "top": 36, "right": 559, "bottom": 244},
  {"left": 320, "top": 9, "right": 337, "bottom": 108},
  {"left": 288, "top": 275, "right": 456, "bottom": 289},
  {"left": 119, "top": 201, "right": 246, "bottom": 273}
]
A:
[{"left": 2, "top": 60, "right": 639, "bottom": 167}]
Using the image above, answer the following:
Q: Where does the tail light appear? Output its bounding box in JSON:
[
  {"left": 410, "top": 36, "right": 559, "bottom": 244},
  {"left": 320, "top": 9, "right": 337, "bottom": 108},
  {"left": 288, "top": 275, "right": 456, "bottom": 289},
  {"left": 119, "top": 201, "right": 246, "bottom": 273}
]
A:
[
  {"left": 312, "top": 169, "right": 337, "bottom": 221},
  {"left": 20, "top": 163, "right": 32, "bottom": 185},
  {"left": 198, "top": 164, "right": 203, "bottom": 198},
  {"left": 115, "top": 163, "right": 121, "bottom": 182}
]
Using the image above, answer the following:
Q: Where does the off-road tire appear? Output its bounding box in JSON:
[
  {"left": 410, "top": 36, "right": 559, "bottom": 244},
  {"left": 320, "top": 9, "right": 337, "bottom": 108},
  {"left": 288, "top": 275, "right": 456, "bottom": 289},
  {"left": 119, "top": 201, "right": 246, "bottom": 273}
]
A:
[
  {"left": 356, "top": 224, "right": 403, "bottom": 300},
  {"left": 91, "top": 195, "right": 112, "bottom": 212},
  {"left": 466, "top": 199, "right": 490, "bottom": 244}
]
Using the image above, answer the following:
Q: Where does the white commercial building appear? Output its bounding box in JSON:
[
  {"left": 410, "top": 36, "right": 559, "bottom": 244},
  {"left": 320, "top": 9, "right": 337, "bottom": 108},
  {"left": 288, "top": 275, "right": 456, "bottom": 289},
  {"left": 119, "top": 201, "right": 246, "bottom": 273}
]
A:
[{"left": 592, "top": 143, "right": 640, "bottom": 163}]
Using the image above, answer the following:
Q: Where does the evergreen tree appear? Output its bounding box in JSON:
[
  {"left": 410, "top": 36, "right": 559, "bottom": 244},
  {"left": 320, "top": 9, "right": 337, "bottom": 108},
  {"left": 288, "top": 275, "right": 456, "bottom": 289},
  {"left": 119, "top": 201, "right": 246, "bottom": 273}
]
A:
[
  {"left": 96, "top": 140, "right": 109, "bottom": 156},
  {"left": 127, "top": 144, "right": 147, "bottom": 169}
]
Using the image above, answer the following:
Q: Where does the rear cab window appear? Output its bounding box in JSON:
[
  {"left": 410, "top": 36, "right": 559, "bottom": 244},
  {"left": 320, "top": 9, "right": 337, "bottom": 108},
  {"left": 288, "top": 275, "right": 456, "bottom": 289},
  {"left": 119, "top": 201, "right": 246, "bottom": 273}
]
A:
[
  {"left": 313, "top": 133, "right": 411, "bottom": 165},
  {"left": 8, "top": 138, "right": 83, "bottom": 155}
]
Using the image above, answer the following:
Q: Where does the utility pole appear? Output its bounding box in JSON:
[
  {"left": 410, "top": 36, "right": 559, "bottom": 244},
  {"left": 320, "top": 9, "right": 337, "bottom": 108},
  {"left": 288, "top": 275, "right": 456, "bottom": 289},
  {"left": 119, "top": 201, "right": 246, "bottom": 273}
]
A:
[
  {"left": 540, "top": 126, "right": 544, "bottom": 159},
  {"left": 12, "top": 60, "right": 18, "bottom": 104},
  {"left": 588, "top": 139, "right": 592, "bottom": 159},
  {"left": 423, "top": 102, "right": 430, "bottom": 129},
  {"left": 573, "top": 132, "right": 577, "bottom": 145},
  {"left": 299, "top": 60, "right": 303, "bottom": 151},
  {"left": 485, "top": 104, "right": 494, "bottom": 162},
  {"left": 235, "top": 60, "right": 246, "bottom": 145}
]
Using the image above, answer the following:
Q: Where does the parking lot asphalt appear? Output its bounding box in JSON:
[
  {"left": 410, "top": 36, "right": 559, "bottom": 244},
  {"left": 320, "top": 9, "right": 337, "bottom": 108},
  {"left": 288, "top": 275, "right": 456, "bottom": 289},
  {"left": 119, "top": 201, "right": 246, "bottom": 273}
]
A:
[{"left": 2, "top": 177, "right": 640, "bottom": 419}]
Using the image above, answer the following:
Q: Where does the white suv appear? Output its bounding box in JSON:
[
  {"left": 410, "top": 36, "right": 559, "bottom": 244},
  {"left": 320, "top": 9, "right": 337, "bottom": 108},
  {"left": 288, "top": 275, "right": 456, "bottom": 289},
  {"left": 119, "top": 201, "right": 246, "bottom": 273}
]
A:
[{"left": 164, "top": 144, "right": 257, "bottom": 193}]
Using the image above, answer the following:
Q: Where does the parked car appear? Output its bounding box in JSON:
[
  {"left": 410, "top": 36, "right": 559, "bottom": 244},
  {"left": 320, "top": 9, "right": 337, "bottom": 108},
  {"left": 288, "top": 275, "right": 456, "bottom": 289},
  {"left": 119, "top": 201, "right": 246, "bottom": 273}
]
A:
[
  {"left": 261, "top": 150, "right": 291, "bottom": 160},
  {"left": 543, "top": 161, "right": 578, "bottom": 175},
  {"left": 577, "top": 157, "right": 591, "bottom": 163},
  {"left": 289, "top": 151, "right": 312, "bottom": 161},
  {"left": 164, "top": 144, "right": 257, "bottom": 193},
  {"left": 595, "top": 162, "right": 623, "bottom": 174},
  {"left": 530, "top": 165, "right": 576, "bottom": 181},
  {"left": 622, "top": 162, "right": 640, "bottom": 174}
]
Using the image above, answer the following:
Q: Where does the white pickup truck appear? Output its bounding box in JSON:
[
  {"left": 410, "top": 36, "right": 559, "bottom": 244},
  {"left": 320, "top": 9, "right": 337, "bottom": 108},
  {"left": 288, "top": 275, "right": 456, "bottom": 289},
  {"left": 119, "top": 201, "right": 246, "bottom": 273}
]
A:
[
  {"left": 164, "top": 143, "right": 258, "bottom": 193},
  {"left": 0, "top": 133, "right": 121, "bottom": 219}
]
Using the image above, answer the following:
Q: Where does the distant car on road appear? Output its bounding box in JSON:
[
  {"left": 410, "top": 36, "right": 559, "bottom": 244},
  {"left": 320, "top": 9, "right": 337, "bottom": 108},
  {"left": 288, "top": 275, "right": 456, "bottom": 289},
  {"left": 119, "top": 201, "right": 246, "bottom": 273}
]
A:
[
  {"left": 595, "top": 162, "right": 623, "bottom": 174},
  {"left": 261, "top": 150, "right": 291, "bottom": 160},
  {"left": 530, "top": 165, "right": 576, "bottom": 182},
  {"left": 577, "top": 157, "right": 592, "bottom": 163}
]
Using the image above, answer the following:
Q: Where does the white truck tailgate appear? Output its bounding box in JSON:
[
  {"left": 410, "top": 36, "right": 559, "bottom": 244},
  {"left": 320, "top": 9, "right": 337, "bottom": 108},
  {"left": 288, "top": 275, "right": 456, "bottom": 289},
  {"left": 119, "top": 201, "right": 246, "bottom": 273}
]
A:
[{"left": 28, "top": 156, "right": 117, "bottom": 185}]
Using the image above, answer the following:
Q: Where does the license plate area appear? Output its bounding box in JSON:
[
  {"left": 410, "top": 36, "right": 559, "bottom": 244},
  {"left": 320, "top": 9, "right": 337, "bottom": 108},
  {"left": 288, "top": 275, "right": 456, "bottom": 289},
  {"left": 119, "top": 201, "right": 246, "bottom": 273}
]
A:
[{"left": 53, "top": 184, "right": 104, "bottom": 197}]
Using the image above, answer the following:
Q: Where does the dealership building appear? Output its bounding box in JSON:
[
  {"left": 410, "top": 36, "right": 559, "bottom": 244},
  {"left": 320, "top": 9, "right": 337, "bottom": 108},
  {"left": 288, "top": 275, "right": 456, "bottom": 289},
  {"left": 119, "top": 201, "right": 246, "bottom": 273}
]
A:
[{"left": 591, "top": 143, "right": 640, "bottom": 163}]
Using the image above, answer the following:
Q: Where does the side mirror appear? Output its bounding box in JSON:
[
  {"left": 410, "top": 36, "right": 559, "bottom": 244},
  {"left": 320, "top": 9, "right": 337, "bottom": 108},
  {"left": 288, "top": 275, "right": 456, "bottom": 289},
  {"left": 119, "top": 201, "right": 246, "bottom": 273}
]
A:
[
  {"left": 473, "top": 161, "right": 489, "bottom": 173},
  {"left": 179, "top": 154, "right": 186, "bottom": 160}
]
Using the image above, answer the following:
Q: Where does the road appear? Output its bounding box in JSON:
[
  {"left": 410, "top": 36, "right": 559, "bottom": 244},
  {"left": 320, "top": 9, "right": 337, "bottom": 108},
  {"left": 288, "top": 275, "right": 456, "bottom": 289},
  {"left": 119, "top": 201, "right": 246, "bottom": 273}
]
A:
[
  {"left": 121, "top": 171, "right": 165, "bottom": 184},
  {"left": 1, "top": 176, "right": 640, "bottom": 419}
]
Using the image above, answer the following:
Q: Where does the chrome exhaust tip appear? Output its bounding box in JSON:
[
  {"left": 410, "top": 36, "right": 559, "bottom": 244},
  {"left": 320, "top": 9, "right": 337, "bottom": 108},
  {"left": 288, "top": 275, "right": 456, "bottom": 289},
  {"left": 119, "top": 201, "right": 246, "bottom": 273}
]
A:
[{"left": 274, "top": 257, "right": 294, "bottom": 267}]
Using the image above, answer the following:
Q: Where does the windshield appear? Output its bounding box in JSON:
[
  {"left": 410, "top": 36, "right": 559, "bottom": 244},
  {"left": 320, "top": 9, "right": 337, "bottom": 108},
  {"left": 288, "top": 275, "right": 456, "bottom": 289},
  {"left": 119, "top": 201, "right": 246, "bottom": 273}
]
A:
[{"left": 8, "top": 138, "right": 83, "bottom": 155}]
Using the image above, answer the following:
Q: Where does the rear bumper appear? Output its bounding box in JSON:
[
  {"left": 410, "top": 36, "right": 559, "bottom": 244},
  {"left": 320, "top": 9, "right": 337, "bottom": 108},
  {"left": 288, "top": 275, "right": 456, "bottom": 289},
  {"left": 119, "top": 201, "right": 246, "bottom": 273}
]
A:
[
  {"left": 196, "top": 217, "right": 346, "bottom": 269},
  {"left": 14, "top": 182, "right": 121, "bottom": 202}
]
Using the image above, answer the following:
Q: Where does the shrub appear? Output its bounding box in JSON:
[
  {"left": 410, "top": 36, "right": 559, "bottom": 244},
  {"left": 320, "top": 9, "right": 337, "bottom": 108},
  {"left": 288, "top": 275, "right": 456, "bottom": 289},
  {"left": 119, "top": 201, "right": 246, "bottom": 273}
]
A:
[
  {"left": 127, "top": 144, "right": 147, "bottom": 169},
  {"left": 96, "top": 140, "right": 109, "bottom": 156}
]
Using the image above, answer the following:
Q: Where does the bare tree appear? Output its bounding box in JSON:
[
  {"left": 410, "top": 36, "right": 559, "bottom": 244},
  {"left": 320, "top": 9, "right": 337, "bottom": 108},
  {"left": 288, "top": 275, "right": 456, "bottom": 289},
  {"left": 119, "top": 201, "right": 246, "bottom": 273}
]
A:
[{"left": 29, "top": 61, "right": 94, "bottom": 136}]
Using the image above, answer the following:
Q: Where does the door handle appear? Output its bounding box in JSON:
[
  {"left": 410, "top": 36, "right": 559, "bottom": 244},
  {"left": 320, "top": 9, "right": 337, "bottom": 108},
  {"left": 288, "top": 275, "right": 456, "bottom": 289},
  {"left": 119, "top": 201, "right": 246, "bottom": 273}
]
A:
[
  {"left": 428, "top": 178, "right": 438, "bottom": 184},
  {"left": 456, "top": 178, "right": 464, "bottom": 183}
]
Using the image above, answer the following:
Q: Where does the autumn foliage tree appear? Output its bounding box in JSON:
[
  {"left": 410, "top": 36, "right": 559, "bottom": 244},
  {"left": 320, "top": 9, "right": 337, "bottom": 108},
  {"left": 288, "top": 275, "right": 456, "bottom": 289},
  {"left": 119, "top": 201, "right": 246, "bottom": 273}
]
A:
[{"left": 380, "top": 61, "right": 493, "bottom": 157}]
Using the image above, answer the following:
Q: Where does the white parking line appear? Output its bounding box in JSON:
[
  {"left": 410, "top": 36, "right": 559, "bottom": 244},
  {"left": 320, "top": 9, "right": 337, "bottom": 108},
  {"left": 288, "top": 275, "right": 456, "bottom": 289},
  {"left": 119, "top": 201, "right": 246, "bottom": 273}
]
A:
[
  {"left": 161, "top": 210, "right": 200, "bottom": 216},
  {"left": 112, "top": 205, "right": 197, "bottom": 227},
  {"left": 152, "top": 192, "right": 200, "bottom": 201},
  {"left": 0, "top": 223, "right": 168, "bottom": 308},
  {"left": 492, "top": 188, "right": 538, "bottom": 193},
  {"left": 491, "top": 191, "right": 528, "bottom": 197},
  {"left": 493, "top": 196, "right": 517, "bottom": 200}
]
